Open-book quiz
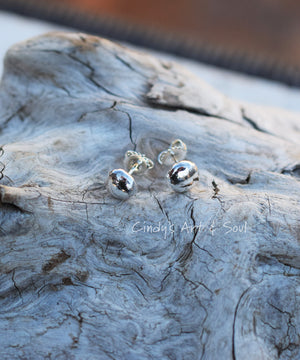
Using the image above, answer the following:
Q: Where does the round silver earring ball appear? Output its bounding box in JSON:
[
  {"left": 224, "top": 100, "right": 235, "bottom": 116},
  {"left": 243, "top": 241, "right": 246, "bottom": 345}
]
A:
[
  {"left": 167, "top": 160, "right": 199, "bottom": 192},
  {"left": 107, "top": 151, "right": 154, "bottom": 200},
  {"left": 108, "top": 169, "right": 137, "bottom": 200}
]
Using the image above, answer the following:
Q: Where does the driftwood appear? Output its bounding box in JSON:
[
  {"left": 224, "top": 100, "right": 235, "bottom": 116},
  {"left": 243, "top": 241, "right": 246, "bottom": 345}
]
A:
[{"left": 0, "top": 32, "right": 299, "bottom": 360}]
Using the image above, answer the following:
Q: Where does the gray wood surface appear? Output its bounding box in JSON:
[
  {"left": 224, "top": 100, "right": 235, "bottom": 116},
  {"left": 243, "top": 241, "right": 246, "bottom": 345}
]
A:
[{"left": 0, "top": 32, "right": 299, "bottom": 360}]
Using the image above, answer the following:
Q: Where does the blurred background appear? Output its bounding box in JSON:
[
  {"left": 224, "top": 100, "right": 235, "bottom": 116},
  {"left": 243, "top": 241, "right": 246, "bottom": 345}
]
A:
[
  {"left": 1, "top": 0, "right": 300, "bottom": 112},
  {"left": 0, "top": 0, "right": 300, "bottom": 86},
  {"left": 59, "top": 0, "right": 300, "bottom": 69}
]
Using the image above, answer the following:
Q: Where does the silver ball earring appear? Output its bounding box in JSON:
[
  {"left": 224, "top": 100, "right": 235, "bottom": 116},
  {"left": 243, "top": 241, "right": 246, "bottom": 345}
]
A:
[
  {"left": 158, "top": 139, "right": 199, "bottom": 192},
  {"left": 108, "top": 151, "right": 154, "bottom": 199}
]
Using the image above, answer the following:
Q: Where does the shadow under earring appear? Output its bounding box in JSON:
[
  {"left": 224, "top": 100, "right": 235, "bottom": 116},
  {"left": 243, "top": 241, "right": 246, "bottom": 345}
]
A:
[{"left": 158, "top": 139, "right": 199, "bottom": 192}]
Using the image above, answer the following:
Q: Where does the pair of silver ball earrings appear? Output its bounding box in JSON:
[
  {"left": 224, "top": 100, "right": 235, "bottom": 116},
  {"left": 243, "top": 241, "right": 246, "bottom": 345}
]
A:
[{"left": 107, "top": 139, "right": 199, "bottom": 199}]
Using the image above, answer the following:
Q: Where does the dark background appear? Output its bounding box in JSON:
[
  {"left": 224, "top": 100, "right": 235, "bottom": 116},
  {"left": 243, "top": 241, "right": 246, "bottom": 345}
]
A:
[
  {"left": 1, "top": 0, "right": 300, "bottom": 85},
  {"left": 57, "top": 0, "right": 300, "bottom": 69}
]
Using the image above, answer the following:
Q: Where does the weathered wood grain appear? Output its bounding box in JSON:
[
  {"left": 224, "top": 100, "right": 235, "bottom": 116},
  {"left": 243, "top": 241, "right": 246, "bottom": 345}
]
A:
[{"left": 0, "top": 32, "right": 299, "bottom": 360}]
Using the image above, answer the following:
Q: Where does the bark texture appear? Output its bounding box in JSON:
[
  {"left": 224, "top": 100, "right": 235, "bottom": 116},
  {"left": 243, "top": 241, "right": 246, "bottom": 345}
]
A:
[{"left": 0, "top": 32, "right": 300, "bottom": 360}]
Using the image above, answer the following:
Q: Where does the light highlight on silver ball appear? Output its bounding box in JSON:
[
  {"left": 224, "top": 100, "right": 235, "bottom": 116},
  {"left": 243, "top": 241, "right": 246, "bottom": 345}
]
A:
[
  {"left": 108, "top": 169, "right": 137, "bottom": 199},
  {"left": 168, "top": 160, "right": 199, "bottom": 192}
]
